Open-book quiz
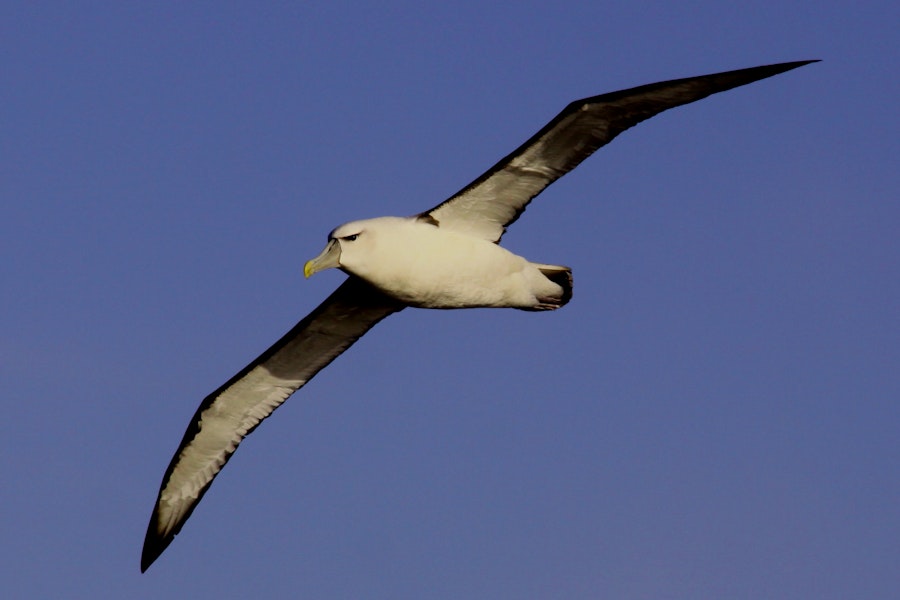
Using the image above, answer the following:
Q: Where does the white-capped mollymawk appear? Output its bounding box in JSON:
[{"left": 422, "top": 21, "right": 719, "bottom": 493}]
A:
[{"left": 141, "top": 60, "right": 817, "bottom": 571}]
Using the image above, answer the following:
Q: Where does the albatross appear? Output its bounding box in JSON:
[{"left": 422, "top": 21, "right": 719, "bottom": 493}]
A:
[{"left": 141, "top": 60, "right": 816, "bottom": 571}]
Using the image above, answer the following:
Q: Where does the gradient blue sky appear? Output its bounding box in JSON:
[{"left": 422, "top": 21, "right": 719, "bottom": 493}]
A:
[{"left": 3, "top": 2, "right": 898, "bottom": 599}]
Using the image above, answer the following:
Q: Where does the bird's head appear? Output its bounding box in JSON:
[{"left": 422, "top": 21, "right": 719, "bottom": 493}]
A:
[
  {"left": 304, "top": 221, "right": 363, "bottom": 278},
  {"left": 305, "top": 217, "right": 410, "bottom": 279}
]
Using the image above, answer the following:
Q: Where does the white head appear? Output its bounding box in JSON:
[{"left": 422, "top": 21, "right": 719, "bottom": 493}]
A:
[{"left": 303, "top": 216, "right": 409, "bottom": 279}]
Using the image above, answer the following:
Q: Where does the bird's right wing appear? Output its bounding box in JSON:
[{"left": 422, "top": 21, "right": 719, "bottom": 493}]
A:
[{"left": 141, "top": 277, "right": 403, "bottom": 571}]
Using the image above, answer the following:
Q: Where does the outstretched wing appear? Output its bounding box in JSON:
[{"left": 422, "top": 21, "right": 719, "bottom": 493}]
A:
[
  {"left": 141, "top": 277, "right": 403, "bottom": 571},
  {"left": 421, "top": 60, "right": 817, "bottom": 242}
]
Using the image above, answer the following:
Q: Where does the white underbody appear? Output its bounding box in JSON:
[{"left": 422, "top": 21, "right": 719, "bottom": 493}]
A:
[{"left": 334, "top": 217, "right": 567, "bottom": 310}]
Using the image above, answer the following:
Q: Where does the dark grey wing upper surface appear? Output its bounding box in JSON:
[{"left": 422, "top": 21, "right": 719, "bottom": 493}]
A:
[
  {"left": 421, "top": 60, "right": 817, "bottom": 242},
  {"left": 141, "top": 277, "right": 403, "bottom": 571}
]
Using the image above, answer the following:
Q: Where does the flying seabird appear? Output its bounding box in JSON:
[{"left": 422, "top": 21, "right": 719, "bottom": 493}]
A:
[{"left": 141, "top": 60, "right": 817, "bottom": 571}]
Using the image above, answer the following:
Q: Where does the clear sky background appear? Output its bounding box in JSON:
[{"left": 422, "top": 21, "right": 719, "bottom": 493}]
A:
[{"left": 2, "top": 2, "right": 898, "bottom": 599}]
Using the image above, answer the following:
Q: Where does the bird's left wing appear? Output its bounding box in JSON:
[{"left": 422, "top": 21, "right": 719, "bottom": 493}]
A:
[
  {"left": 141, "top": 277, "right": 403, "bottom": 572},
  {"left": 421, "top": 60, "right": 817, "bottom": 242}
]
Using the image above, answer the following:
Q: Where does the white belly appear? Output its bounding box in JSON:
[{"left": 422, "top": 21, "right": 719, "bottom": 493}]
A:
[{"left": 348, "top": 223, "right": 558, "bottom": 309}]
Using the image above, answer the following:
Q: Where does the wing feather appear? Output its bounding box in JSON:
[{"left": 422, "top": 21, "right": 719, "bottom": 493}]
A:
[
  {"left": 141, "top": 277, "right": 403, "bottom": 571},
  {"left": 422, "top": 60, "right": 817, "bottom": 242}
]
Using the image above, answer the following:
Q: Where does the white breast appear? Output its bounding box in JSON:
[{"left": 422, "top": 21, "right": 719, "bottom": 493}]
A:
[{"left": 339, "top": 218, "right": 557, "bottom": 309}]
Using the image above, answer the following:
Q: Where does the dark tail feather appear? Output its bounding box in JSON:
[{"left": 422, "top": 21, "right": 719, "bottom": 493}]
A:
[{"left": 525, "top": 265, "right": 572, "bottom": 311}]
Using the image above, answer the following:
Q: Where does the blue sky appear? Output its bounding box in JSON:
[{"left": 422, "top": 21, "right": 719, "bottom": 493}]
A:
[{"left": 2, "top": 2, "right": 898, "bottom": 598}]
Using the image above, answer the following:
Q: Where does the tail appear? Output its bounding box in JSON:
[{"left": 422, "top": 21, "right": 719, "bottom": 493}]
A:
[{"left": 529, "top": 264, "right": 573, "bottom": 310}]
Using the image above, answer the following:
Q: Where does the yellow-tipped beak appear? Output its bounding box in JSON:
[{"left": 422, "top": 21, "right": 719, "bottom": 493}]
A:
[{"left": 304, "top": 239, "right": 341, "bottom": 279}]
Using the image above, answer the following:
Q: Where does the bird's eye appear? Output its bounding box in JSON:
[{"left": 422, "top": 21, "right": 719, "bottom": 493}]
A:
[{"left": 343, "top": 234, "right": 359, "bottom": 242}]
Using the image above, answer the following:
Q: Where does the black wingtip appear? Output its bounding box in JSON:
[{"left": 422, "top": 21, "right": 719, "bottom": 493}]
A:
[
  {"left": 140, "top": 549, "right": 155, "bottom": 573},
  {"left": 737, "top": 59, "right": 820, "bottom": 88},
  {"left": 140, "top": 537, "right": 167, "bottom": 573},
  {"left": 140, "top": 511, "right": 171, "bottom": 573},
  {"left": 772, "top": 59, "right": 821, "bottom": 70},
  {"left": 140, "top": 553, "right": 154, "bottom": 574},
  {"left": 746, "top": 59, "right": 820, "bottom": 82},
  {"left": 706, "top": 59, "right": 820, "bottom": 88}
]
